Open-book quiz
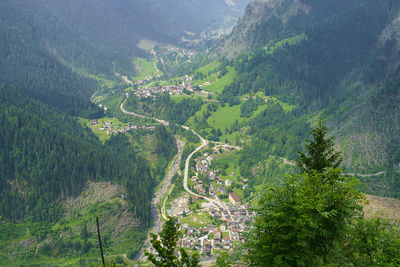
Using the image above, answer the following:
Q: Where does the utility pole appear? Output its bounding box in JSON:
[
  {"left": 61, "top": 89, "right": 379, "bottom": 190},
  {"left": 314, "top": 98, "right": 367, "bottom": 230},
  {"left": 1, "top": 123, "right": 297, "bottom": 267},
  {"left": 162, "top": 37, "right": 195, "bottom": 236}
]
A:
[{"left": 96, "top": 217, "right": 105, "bottom": 266}]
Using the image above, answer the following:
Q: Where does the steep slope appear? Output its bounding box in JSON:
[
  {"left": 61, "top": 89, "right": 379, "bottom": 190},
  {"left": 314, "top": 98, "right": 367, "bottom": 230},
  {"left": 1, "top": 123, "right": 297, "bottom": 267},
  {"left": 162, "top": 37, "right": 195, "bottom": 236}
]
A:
[
  {"left": 216, "top": 0, "right": 397, "bottom": 59},
  {"left": 0, "top": 181, "right": 145, "bottom": 266},
  {"left": 0, "top": 87, "right": 180, "bottom": 264},
  {"left": 210, "top": 0, "right": 400, "bottom": 197},
  {"left": 0, "top": 88, "right": 155, "bottom": 223}
]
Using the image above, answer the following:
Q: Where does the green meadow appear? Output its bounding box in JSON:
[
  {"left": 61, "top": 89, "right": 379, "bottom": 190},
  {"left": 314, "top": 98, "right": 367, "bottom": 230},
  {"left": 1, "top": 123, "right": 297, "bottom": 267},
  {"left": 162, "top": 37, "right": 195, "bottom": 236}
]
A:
[{"left": 133, "top": 57, "right": 162, "bottom": 81}]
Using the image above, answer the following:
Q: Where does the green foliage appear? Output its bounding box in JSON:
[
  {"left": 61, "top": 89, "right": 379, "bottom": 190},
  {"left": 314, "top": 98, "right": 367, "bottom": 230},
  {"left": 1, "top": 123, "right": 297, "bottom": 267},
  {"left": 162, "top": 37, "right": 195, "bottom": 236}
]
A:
[
  {"left": 244, "top": 123, "right": 365, "bottom": 266},
  {"left": 125, "top": 94, "right": 203, "bottom": 125},
  {"left": 214, "top": 250, "right": 242, "bottom": 267},
  {"left": 266, "top": 33, "right": 308, "bottom": 54},
  {"left": 238, "top": 103, "right": 310, "bottom": 182},
  {"left": 145, "top": 217, "right": 200, "bottom": 267},
  {"left": 342, "top": 218, "right": 400, "bottom": 266},
  {"left": 244, "top": 121, "right": 400, "bottom": 265},
  {"left": 180, "top": 144, "right": 196, "bottom": 170},
  {"left": 0, "top": 89, "right": 155, "bottom": 224},
  {"left": 221, "top": 0, "right": 396, "bottom": 107},
  {"left": 216, "top": 0, "right": 400, "bottom": 192},
  {"left": 0, "top": 198, "right": 146, "bottom": 266},
  {"left": 297, "top": 120, "right": 342, "bottom": 174},
  {"left": 240, "top": 97, "right": 264, "bottom": 118},
  {"left": 245, "top": 169, "right": 363, "bottom": 266}
]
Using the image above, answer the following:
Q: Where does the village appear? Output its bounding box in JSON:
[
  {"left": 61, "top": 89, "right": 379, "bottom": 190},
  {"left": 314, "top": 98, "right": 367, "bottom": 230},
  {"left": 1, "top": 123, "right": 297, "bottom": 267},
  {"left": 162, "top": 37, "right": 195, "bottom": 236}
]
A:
[
  {"left": 134, "top": 76, "right": 195, "bottom": 98},
  {"left": 90, "top": 120, "right": 156, "bottom": 135},
  {"left": 166, "top": 149, "right": 256, "bottom": 256}
]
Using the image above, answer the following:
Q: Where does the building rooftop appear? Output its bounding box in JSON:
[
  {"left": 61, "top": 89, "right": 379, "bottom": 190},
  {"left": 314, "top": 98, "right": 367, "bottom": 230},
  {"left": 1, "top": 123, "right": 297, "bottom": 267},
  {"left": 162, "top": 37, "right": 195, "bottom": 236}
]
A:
[{"left": 229, "top": 193, "right": 241, "bottom": 202}]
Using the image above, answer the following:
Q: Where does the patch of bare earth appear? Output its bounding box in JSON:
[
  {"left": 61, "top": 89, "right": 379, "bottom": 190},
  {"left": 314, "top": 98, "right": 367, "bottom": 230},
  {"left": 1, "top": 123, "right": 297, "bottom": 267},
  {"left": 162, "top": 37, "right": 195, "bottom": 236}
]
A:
[
  {"left": 363, "top": 194, "right": 400, "bottom": 223},
  {"left": 64, "top": 181, "right": 139, "bottom": 237}
]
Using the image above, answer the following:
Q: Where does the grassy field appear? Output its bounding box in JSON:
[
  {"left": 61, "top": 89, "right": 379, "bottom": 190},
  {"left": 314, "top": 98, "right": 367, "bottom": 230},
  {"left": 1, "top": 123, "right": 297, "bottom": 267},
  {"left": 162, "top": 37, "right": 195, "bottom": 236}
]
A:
[
  {"left": 269, "top": 96, "right": 296, "bottom": 112},
  {"left": 133, "top": 57, "right": 162, "bottom": 81},
  {"left": 170, "top": 94, "right": 207, "bottom": 103},
  {"left": 191, "top": 61, "right": 235, "bottom": 94},
  {"left": 79, "top": 117, "right": 127, "bottom": 142},
  {"left": 240, "top": 92, "right": 296, "bottom": 112},
  {"left": 266, "top": 33, "right": 308, "bottom": 54},
  {"left": 207, "top": 104, "right": 241, "bottom": 130},
  {"left": 195, "top": 61, "right": 219, "bottom": 75},
  {"left": 202, "top": 66, "right": 236, "bottom": 94},
  {"left": 206, "top": 102, "right": 266, "bottom": 143},
  {"left": 222, "top": 232, "right": 229, "bottom": 239},
  {"left": 180, "top": 212, "right": 212, "bottom": 228},
  {"left": 213, "top": 150, "right": 241, "bottom": 179}
]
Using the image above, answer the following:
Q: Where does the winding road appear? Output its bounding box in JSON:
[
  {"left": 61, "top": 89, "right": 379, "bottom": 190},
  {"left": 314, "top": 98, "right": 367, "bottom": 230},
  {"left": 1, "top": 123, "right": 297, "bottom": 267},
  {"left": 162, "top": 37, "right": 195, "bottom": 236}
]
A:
[
  {"left": 120, "top": 93, "right": 234, "bottom": 263},
  {"left": 121, "top": 94, "right": 231, "bottom": 211},
  {"left": 120, "top": 93, "right": 169, "bottom": 126}
]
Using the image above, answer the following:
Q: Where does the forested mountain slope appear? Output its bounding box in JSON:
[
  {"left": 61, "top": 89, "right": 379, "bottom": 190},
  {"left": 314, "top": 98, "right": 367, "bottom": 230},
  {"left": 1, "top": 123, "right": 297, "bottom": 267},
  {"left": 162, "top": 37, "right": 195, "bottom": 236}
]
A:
[
  {"left": 0, "top": 87, "right": 155, "bottom": 223},
  {"left": 0, "top": 0, "right": 251, "bottom": 79},
  {"left": 0, "top": 0, "right": 251, "bottom": 115},
  {"left": 212, "top": 0, "right": 400, "bottom": 197},
  {"left": 0, "top": 86, "right": 180, "bottom": 264}
]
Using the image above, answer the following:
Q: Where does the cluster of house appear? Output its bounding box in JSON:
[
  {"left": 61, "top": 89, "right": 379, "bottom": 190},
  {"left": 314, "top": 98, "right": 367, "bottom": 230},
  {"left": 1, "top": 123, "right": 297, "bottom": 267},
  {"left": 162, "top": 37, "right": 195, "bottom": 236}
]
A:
[
  {"left": 91, "top": 120, "right": 155, "bottom": 135},
  {"left": 134, "top": 76, "right": 195, "bottom": 98},
  {"left": 191, "top": 152, "right": 249, "bottom": 196},
  {"left": 136, "top": 74, "right": 162, "bottom": 86},
  {"left": 177, "top": 200, "right": 255, "bottom": 254},
  {"left": 178, "top": 151, "right": 255, "bottom": 255},
  {"left": 178, "top": 224, "right": 232, "bottom": 253},
  {"left": 180, "top": 27, "right": 234, "bottom": 50}
]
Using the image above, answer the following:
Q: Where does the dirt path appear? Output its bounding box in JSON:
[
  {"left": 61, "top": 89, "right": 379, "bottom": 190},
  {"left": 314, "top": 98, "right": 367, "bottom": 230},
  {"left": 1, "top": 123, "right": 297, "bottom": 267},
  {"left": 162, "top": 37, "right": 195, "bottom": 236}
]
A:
[{"left": 161, "top": 184, "right": 175, "bottom": 220}]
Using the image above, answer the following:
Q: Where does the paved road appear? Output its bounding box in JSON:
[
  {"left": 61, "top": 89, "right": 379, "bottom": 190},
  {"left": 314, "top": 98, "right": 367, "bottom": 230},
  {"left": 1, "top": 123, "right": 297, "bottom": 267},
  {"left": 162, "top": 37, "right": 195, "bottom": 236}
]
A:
[
  {"left": 120, "top": 94, "right": 233, "bottom": 264},
  {"left": 120, "top": 93, "right": 169, "bottom": 126},
  {"left": 121, "top": 95, "right": 232, "bottom": 213},
  {"left": 182, "top": 129, "right": 231, "bottom": 213}
]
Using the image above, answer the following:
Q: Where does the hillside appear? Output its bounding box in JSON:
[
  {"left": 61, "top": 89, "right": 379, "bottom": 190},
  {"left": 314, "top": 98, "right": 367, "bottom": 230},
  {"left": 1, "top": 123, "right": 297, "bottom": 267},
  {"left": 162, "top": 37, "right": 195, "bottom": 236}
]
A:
[
  {"left": 0, "top": 0, "right": 251, "bottom": 78},
  {"left": 364, "top": 195, "right": 400, "bottom": 223},
  {"left": 0, "top": 86, "right": 183, "bottom": 265},
  {"left": 0, "top": 0, "right": 253, "bottom": 115},
  {"left": 0, "top": 181, "right": 145, "bottom": 266},
  {"left": 0, "top": 1, "right": 256, "bottom": 264},
  {"left": 204, "top": 0, "right": 400, "bottom": 197}
]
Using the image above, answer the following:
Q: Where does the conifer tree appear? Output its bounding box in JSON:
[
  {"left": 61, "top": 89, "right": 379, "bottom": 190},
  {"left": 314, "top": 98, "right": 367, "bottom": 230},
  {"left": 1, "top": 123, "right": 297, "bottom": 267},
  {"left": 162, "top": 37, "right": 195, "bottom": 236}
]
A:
[
  {"left": 144, "top": 217, "right": 200, "bottom": 267},
  {"left": 245, "top": 122, "right": 362, "bottom": 266},
  {"left": 296, "top": 120, "right": 342, "bottom": 174}
]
